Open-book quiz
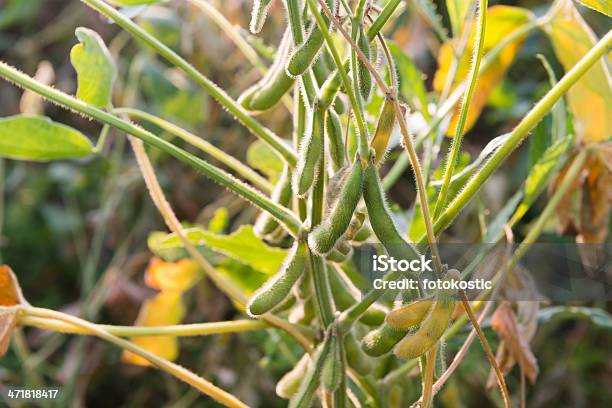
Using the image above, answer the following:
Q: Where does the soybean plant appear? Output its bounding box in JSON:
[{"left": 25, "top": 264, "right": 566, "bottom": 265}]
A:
[{"left": 0, "top": 0, "right": 610, "bottom": 407}]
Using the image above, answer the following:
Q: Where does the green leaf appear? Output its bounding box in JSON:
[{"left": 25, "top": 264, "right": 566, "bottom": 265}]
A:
[
  {"left": 446, "top": 0, "right": 472, "bottom": 37},
  {"left": 154, "top": 226, "right": 287, "bottom": 276},
  {"left": 0, "top": 115, "right": 93, "bottom": 161},
  {"left": 387, "top": 41, "right": 429, "bottom": 117},
  {"left": 539, "top": 306, "right": 612, "bottom": 330},
  {"left": 217, "top": 258, "right": 268, "bottom": 295},
  {"left": 574, "top": 0, "right": 612, "bottom": 16},
  {"left": 246, "top": 140, "right": 284, "bottom": 181},
  {"left": 208, "top": 207, "right": 229, "bottom": 234},
  {"left": 510, "top": 133, "right": 575, "bottom": 225},
  {"left": 70, "top": 27, "right": 116, "bottom": 109}
]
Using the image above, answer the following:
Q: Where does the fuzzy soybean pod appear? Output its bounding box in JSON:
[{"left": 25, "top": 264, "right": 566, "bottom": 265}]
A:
[
  {"left": 386, "top": 298, "right": 434, "bottom": 330},
  {"left": 248, "top": 31, "right": 296, "bottom": 111},
  {"left": 293, "top": 103, "right": 324, "bottom": 197},
  {"left": 249, "top": 0, "right": 274, "bottom": 34},
  {"left": 393, "top": 271, "right": 460, "bottom": 359},
  {"left": 247, "top": 240, "right": 307, "bottom": 316},
  {"left": 254, "top": 166, "right": 293, "bottom": 237},
  {"left": 361, "top": 322, "right": 408, "bottom": 357},
  {"left": 362, "top": 160, "right": 419, "bottom": 262},
  {"left": 357, "top": 24, "right": 373, "bottom": 102},
  {"left": 285, "top": 0, "right": 338, "bottom": 77},
  {"left": 276, "top": 353, "right": 310, "bottom": 399},
  {"left": 308, "top": 158, "right": 364, "bottom": 255},
  {"left": 322, "top": 325, "right": 344, "bottom": 392},
  {"left": 344, "top": 332, "right": 374, "bottom": 375},
  {"left": 288, "top": 337, "right": 332, "bottom": 408},
  {"left": 370, "top": 93, "right": 396, "bottom": 165},
  {"left": 325, "top": 109, "right": 345, "bottom": 172}
]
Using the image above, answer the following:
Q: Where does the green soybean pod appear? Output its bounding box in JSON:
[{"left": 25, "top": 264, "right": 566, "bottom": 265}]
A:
[
  {"left": 240, "top": 28, "right": 294, "bottom": 111},
  {"left": 313, "top": 56, "right": 330, "bottom": 86},
  {"left": 293, "top": 103, "right": 324, "bottom": 197},
  {"left": 249, "top": 0, "right": 274, "bottom": 34},
  {"left": 393, "top": 271, "right": 459, "bottom": 359},
  {"left": 276, "top": 353, "right": 310, "bottom": 399},
  {"left": 362, "top": 159, "right": 419, "bottom": 262},
  {"left": 386, "top": 299, "right": 434, "bottom": 330},
  {"left": 247, "top": 240, "right": 307, "bottom": 316},
  {"left": 370, "top": 93, "right": 396, "bottom": 165},
  {"left": 322, "top": 325, "right": 343, "bottom": 392},
  {"left": 285, "top": 0, "right": 337, "bottom": 77},
  {"left": 309, "top": 158, "right": 364, "bottom": 255},
  {"left": 288, "top": 338, "right": 331, "bottom": 408},
  {"left": 344, "top": 332, "right": 374, "bottom": 375},
  {"left": 357, "top": 24, "right": 373, "bottom": 101},
  {"left": 361, "top": 322, "right": 407, "bottom": 357},
  {"left": 249, "top": 31, "right": 296, "bottom": 111},
  {"left": 326, "top": 243, "right": 353, "bottom": 264},
  {"left": 325, "top": 109, "right": 345, "bottom": 173},
  {"left": 254, "top": 166, "right": 293, "bottom": 237}
]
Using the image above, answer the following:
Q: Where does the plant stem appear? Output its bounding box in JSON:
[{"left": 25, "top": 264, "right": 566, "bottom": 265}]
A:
[
  {"left": 307, "top": 0, "right": 369, "bottom": 159},
  {"left": 459, "top": 292, "right": 511, "bottom": 407},
  {"left": 114, "top": 107, "right": 272, "bottom": 193},
  {"left": 23, "top": 307, "right": 248, "bottom": 408},
  {"left": 20, "top": 315, "right": 269, "bottom": 337},
  {"left": 129, "top": 136, "right": 312, "bottom": 351},
  {"left": 383, "top": 18, "right": 541, "bottom": 191},
  {"left": 420, "top": 28, "right": 612, "bottom": 247},
  {"left": 79, "top": 0, "right": 296, "bottom": 166},
  {"left": 0, "top": 60, "right": 302, "bottom": 236},
  {"left": 433, "top": 0, "right": 488, "bottom": 220}
]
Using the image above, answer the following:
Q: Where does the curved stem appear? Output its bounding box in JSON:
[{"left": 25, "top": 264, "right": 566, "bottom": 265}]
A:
[
  {"left": 20, "top": 315, "right": 268, "bottom": 337},
  {"left": 433, "top": 0, "right": 488, "bottom": 219},
  {"left": 79, "top": 0, "right": 296, "bottom": 166},
  {"left": 0, "top": 60, "right": 302, "bottom": 236},
  {"left": 23, "top": 307, "right": 248, "bottom": 408},
  {"left": 114, "top": 107, "right": 272, "bottom": 193}
]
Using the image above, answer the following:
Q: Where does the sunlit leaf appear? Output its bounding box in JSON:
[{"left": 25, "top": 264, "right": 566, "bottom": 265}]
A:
[
  {"left": 0, "top": 115, "right": 93, "bottom": 161},
  {"left": 247, "top": 140, "right": 284, "bottom": 181},
  {"left": 544, "top": 0, "right": 612, "bottom": 143},
  {"left": 434, "top": 6, "right": 533, "bottom": 136},
  {"left": 446, "top": 0, "right": 472, "bottom": 37},
  {"left": 208, "top": 207, "right": 229, "bottom": 234},
  {"left": 122, "top": 292, "right": 184, "bottom": 366},
  {"left": 156, "top": 226, "right": 287, "bottom": 276},
  {"left": 574, "top": 0, "right": 612, "bottom": 16},
  {"left": 145, "top": 258, "right": 201, "bottom": 292},
  {"left": 70, "top": 27, "right": 116, "bottom": 109},
  {"left": 122, "top": 258, "right": 200, "bottom": 366}
]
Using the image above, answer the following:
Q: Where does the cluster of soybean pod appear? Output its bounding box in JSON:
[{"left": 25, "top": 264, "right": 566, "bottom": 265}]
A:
[{"left": 244, "top": 0, "right": 459, "bottom": 406}]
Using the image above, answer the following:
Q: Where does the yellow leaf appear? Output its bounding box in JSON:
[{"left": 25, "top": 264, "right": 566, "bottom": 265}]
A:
[
  {"left": 122, "top": 258, "right": 201, "bottom": 366},
  {"left": 122, "top": 292, "right": 185, "bottom": 366},
  {"left": 145, "top": 257, "right": 201, "bottom": 293},
  {"left": 434, "top": 6, "right": 533, "bottom": 136},
  {"left": 544, "top": 0, "right": 612, "bottom": 143}
]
